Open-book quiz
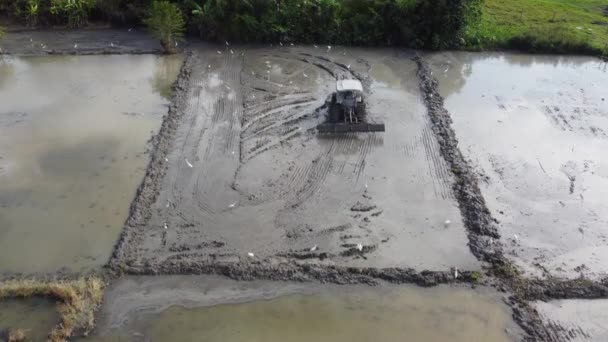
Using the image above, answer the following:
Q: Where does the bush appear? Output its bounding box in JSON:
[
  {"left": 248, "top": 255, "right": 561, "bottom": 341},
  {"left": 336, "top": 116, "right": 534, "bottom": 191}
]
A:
[
  {"left": 0, "top": 0, "right": 483, "bottom": 50},
  {"left": 184, "top": 0, "right": 479, "bottom": 48},
  {"left": 144, "top": 0, "right": 185, "bottom": 54},
  {"left": 50, "top": 0, "right": 97, "bottom": 28},
  {"left": 94, "top": 0, "right": 154, "bottom": 25}
]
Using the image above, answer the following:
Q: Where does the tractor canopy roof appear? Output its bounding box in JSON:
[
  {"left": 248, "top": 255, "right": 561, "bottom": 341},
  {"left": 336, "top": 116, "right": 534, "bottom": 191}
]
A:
[{"left": 336, "top": 79, "right": 363, "bottom": 93}]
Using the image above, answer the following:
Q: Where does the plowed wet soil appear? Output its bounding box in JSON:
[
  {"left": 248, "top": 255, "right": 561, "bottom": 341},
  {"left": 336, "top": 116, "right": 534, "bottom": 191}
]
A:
[{"left": 111, "top": 45, "right": 479, "bottom": 276}]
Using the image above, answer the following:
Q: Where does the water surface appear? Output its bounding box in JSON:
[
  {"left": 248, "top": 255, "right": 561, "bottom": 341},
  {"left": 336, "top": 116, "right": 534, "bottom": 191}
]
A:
[
  {"left": 0, "top": 55, "right": 182, "bottom": 273},
  {"left": 83, "top": 277, "right": 520, "bottom": 342},
  {"left": 0, "top": 298, "right": 58, "bottom": 340}
]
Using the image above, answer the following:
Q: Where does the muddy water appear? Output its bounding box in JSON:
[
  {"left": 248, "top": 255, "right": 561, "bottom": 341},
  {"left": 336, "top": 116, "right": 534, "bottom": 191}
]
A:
[
  {"left": 0, "top": 55, "right": 182, "bottom": 274},
  {"left": 83, "top": 276, "right": 520, "bottom": 341},
  {"left": 428, "top": 52, "right": 608, "bottom": 279},
  {"left": 0, "top": 298, "right": 58, "bottom": 340}
]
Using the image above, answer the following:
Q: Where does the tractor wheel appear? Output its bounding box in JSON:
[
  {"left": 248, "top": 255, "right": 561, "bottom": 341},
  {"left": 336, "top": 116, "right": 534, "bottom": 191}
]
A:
[
  {"left": 355, "top": 102, "right": 367, "bottom": 122},
  {"left": 329, "top": 102, "right": 341, "bottom": 123}
]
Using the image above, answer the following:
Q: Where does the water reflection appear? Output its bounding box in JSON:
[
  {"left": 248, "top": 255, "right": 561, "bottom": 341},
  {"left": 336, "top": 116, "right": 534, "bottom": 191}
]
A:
[
  {"left": 427, "top": 52, "right": 607, "bottom": 98},
  {"left": 84, "top": 284, "right": 519, "bottom": 342},
  {"left": 0, "top": 55, "right": 182, "bottom": 274}
]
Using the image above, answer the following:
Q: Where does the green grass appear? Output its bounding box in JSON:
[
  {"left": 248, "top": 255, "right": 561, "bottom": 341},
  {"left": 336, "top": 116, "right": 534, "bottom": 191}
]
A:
[{"left": 466, "top": 0, "right": 608, "bottom": 56}]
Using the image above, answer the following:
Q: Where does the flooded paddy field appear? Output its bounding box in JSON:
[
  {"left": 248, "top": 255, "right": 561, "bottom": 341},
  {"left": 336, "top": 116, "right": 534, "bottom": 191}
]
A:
[
  {"left": 111, "top": 45, "right": 480, "bottom": 279},
  {"left": 0, "top": 54, "right": 182, "bottom": 274},
  {"left": 2, "top": 29, "right": 608, "bottom": 341},
  {"left": 428, "top": 53, "right": 608, "bottom": 280},
  {"left": 79, "top": 276, "right": 521, "bottom": 342}
]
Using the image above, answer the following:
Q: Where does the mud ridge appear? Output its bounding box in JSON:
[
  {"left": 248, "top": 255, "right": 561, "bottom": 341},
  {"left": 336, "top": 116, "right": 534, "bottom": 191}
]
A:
[
  {"left": 115, "top": 259, "right": 483, "bottom": 287},
  {"left": 107, "top": 52, "right": 194, "bottom": 272},
  {"left": 0, "top": 29, "right": 163, "bottom": 56},
  {"left": 413, "top": 55, "right": 503, "bottom": 265}
]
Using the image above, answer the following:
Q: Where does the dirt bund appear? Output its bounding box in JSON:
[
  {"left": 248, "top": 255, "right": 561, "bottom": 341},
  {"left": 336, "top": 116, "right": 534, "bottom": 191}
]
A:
[
  {"left": 413, "top": 55, "right": 503, "bottom": 265},
  {"left": 107, "top": 51, "right": 193, "bottom": 269},
  {"left": 0, "top": 29, "right": 162, "bottom": 56},
  {"left": 114, "top": 258, "right": 484, "bottom": 287}
]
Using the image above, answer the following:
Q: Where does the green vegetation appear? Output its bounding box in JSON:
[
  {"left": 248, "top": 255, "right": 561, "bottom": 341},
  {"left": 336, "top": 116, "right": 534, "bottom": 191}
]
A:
[
  {"left": 24, "top": 0, "right": 40, "bottom": 27},
  {"left": 465, "top": 0, "right": 608, "bottom": 56},
  {"left": 50, "top": 0, "right": 97, "bottom": 28},
  {"left": 470, "top": 271, "right": 482, "bottom": 282},
  {"left": 1, "top": 0, "right": 605, "bottom": 56},
  {"left": 0, "top": 276, "right": 105, "bottom": 342},
  {"left": 0, "top": 0, "right": 480, "bottom": 49},
  {"left": 183, "top": 0, "right": 481, "bottom": 48},
  {"left": 144, "top": 0, "right": 185, "bottom": 53}
]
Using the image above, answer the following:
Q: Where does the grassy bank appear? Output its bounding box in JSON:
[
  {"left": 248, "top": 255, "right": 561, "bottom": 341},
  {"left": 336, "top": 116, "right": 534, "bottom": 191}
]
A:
[
  {"left": 466, "top": 0, "right": 608, "bottom": 56},
  {"left": 0, "top": 276, "right": 105, "bottom": 342}
]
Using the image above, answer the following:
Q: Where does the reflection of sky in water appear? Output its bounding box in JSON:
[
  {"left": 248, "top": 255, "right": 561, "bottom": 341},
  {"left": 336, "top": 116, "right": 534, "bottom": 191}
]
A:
[
  {"left": 0, "top": 55, "right": 182, "bottom": 273},
  {"left": 85, "top": 285, "right": 517, "bottom": 342},
  {"left": 427, "top": 52, "right": 608, "bottom": 279}
]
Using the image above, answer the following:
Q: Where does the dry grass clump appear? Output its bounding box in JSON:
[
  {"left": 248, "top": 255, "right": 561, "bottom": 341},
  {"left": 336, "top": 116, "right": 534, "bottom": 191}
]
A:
[
  {"left": 0, "top": 276, "right": 105, "bottom": 342},
  {"left": 0, "top": 328, "right": 28, "bottom": 342}
]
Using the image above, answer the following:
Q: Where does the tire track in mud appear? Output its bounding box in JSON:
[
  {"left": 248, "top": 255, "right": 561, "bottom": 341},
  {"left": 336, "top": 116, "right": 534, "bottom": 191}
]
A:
[
  {"left": 421, "top": 125, "right": 453, "bottom": 200},
  {"left": 193, "top": 54, "right": 243, "bottom": 215},
  {"left": 237, "top": 51, "right": 379, "bottom": 222},
  {"left": 241, "top": 51, "right": 374, "bottom": 190}
]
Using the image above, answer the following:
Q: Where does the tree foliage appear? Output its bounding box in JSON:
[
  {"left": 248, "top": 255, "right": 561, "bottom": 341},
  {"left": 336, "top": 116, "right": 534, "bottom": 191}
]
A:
[{"left": 144, "top": 0, "right": 185, "bottom": 53}]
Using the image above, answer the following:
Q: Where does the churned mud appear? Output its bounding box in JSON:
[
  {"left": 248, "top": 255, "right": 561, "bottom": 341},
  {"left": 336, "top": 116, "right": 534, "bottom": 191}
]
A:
[
  {"left": 534, "top": 299, "right": 608, "bottom": 341},
  {"left": 82, "top": 276, "right": 521, "bottom": 342},
  {"left": 427, "top": 52, "right": 608, "bottom": 281},
  {"left": 109, "top": 45, "right": 479, "bottom": 280},
  {"left": 0, "top": 29, "right": 161, "bottom": 56},
  {"left": 0, "top": 55, "right": 182, "bottom": 274}
]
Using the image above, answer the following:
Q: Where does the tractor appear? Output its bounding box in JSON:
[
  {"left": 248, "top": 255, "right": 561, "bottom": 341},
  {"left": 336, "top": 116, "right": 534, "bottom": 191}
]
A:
[{"left": 317, "top": 79, "right": 385, "bottom": 133}]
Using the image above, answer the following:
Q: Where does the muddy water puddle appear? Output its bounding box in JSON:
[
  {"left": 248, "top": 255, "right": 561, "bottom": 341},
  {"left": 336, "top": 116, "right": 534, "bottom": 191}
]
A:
[
  {"left": 0, "top": 55, "right": 182, "bottom": 274},
  {"left": 428, "top": 52, "right": 608, "bottom": 279},
  {"left": 82, "top": 276, "right": 520, "bottom": 341},
  {"left": 0, "top": 297, "right": 58, "bottom": 340}
]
